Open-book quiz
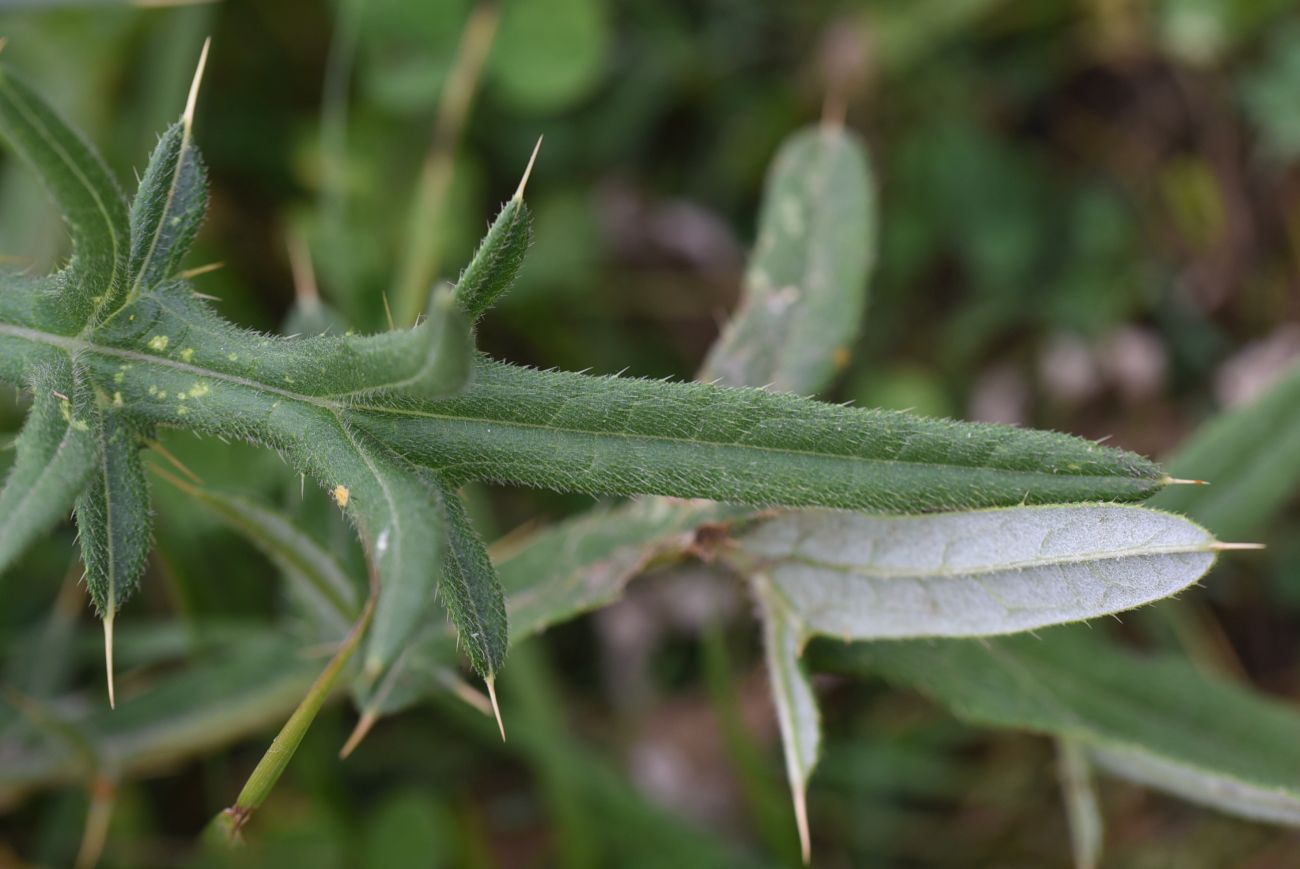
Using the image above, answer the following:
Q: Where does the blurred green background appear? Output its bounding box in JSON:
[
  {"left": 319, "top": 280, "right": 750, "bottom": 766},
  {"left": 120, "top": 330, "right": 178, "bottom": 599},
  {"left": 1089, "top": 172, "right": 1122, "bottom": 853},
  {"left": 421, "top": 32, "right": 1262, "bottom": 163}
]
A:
[{"left": 1, "top": 0, "right": 1299, "bottom": 866}]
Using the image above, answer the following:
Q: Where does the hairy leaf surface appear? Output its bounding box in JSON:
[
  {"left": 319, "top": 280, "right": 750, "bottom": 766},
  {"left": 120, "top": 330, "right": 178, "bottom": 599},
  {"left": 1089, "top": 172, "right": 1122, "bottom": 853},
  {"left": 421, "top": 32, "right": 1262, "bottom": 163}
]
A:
[
  {"left": 75, "top": 409, "right": 152, "bottom": 619},
  {"left": 0, "top": 66, "right": 129, "bottom": 329},
  {"left": 734, "top": 505, "right": 1219, "bottom": 639},
  {"left": 0, "top": 357, "right": 96, "bottom": 572},
  {"left": 128, "top": 121, "right": 208, "bottom": 302},
  {"left": 433, "top": 477, "right": 508, "bottom": 678}
]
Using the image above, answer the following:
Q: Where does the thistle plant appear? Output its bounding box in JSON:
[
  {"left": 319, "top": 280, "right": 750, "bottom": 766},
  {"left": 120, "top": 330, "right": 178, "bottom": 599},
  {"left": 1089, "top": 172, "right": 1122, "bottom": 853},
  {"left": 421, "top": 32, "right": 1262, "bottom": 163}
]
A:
[{"left": 2, "top": 42, "right": 1289, "bottom": 864}]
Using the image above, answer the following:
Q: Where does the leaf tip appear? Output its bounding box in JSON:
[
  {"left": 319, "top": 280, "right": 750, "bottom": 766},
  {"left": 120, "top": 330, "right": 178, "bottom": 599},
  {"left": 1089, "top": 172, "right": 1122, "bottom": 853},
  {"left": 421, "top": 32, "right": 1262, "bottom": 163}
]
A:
[
  {"left": 183, "top": 37, "right": 211, "bottom": 135},
  {"left": 486, "top": 676, "right": 506, "bottom": 742},
  {"left": 339, "top": 709, "right": 378, "bottom": 759},
  {"left": 512, "top": 136, "right": 543, "bottom": 203},
  {"left": 1163, "top": 476, "right": 1209, "bottom": 486},
  {"left": 793, "top": 782, "right": 811, "bottom": 864},
  {"left": 1211, "top": 542, "right": 1267, "bottom": 551},
  {"left": 103, "top": 615, "right": 116, "bottom": 710}
]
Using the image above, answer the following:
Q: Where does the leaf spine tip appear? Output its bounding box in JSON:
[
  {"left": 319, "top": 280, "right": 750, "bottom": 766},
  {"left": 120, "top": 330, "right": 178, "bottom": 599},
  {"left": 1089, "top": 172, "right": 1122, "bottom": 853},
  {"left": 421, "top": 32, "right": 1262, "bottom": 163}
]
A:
[
  {"left": 1164, "top": 477, "right": 1209, "bottom": 486},
  {"left": 1210, "top": 542, "right": 1266, "bottom": 551},
  {"left": 104, "top": 616, "right": 116, "bottom": 710},
  {"left": 486, "top": 676, "right": 506, "bottom": 742},
  {"left": 512, "top": 135, "right": 543, "bottom": 203},
  {"left": 183, "top": 37, "right": 211, "bottom": 135},
  {"left": 793, "top": 781, "right": 811, "bottom": 864},
  {"left": 339, "top": 709, "right": 377, "bottom": 759}
]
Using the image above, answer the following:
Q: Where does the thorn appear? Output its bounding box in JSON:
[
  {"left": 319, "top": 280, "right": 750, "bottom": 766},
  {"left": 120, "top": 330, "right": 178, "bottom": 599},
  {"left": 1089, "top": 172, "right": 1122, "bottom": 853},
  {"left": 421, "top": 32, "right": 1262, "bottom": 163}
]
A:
[
  {"left": 486, "top": 676, "right": 506, "bottom": 741},
  {"left": 1211, "top": 542, "right": 1267, "bottom": 551},
  {"left": 381, "top": 292, "right": 396, "bottom": 332},
  {"left": 1164, "top": 477, "right": 1209, "bottom": 486},
  {"left": 339, "top": 709, "right": 377, "bottom": 759},
  {"left": 793, "top": 783, "right": 811, "bottom": 864},
  {"left": 104, "top": 616, "right": 116, "bottom": 710},
  {"left": 181, "top": 261, "right": 225, "bottom": 280},
  {"left": 512, "top": 136, "right": 543, "bottom": 203},
  {"left": 183, "top": 37, "right": 211, "bottom": 136}
]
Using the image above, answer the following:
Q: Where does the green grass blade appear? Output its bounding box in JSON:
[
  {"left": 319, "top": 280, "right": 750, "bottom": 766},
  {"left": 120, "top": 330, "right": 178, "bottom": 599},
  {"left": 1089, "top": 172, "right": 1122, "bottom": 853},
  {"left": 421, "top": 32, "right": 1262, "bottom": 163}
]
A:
[
  {"left": 0, "top": 357, "right": 96, "bottom": 573},
  {"left": 0, "top": 64, "right": 129, "bottom": 328},
  {"left": 701, "top": 125, "right": 875, "bottom": 396},
  {"left": 813, "top": 625, "right": 1300, "bottom": 826}
]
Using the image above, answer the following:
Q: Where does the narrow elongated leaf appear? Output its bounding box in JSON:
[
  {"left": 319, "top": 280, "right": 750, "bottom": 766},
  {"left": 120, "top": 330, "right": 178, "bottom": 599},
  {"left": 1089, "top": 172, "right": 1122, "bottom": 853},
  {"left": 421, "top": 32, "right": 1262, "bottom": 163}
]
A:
[
  {"left": 0, "top": 357, "right": 96, "bottom": 574},
  {"left": 0, "top": 65, "right": 129, "bottom": 328},
  {"left": 751, "top": 574, "right": 819, "bottom": 864},
  {"left": 0, "top": 285, "right": 1169, "bottom": 513},
  {"left": 733, "top": 505, "right": 1220, "bottom": 639},
  {"left": 357, "top": 360, "right": 1167, "bottom": 511},
  {"left": 1151, "top": 357, "right": 1300, "bottom": 540},
  {"left": 127, "top": 120, "right": 208, "bottom": 301},
  {"left": 701, "top": 125, "right": 874, "bottom": 396},
  {"left": 813, "top": 626, "right": 1300, "bottom": 826},
  {"left": 432, "top": 477, "right": 508, "bottom": 678},
  {"left": 75, "top": 410, "right": 152, "bottom": 621}
]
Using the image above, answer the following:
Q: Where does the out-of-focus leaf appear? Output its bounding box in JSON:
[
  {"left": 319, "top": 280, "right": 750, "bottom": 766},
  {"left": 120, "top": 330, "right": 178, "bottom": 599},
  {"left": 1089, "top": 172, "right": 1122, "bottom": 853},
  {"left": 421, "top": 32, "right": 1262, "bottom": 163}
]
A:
[
  {"left": 734, "top": 505, "right": 1220, "bottom": 640},
  {"left": 487, "top": 0, "right": 608, "bottom": 113},
  {"left": 1057, "top": 738, "right": 1103, "bottom": 869},
  {"left": 1150, "top": 358, "right": 1300, "bottom": 540},
  {"left": 0, "top": 632, "right": 316, "bottom": 808},
  {"left": 751, "top": 574, "right": 819, "bottom": 864},
  {"left": 500, "top": 498, "right": 742, "bottom": 642},
  {"left": 814, "top": 626, "right": 1300, "bottom": 826},
  {"left": 157, "top": 478, "right": 359, "bottom": 636},
  {"left": 701, "top": 125, "right": 874, "bottom": 396}
]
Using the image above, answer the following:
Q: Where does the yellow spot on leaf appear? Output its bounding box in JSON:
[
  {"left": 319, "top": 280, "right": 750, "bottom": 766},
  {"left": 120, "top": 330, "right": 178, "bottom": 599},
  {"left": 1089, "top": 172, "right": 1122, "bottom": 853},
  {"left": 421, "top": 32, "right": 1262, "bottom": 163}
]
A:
[
  {"left": 147, "top": 335, "right": 170, "bottom": 351},
  {"left": 179, "top": 348, "right": 195, "bottom": 362},
  {"left": 331, "top": 485, "right": 350, "bottom": 509}
]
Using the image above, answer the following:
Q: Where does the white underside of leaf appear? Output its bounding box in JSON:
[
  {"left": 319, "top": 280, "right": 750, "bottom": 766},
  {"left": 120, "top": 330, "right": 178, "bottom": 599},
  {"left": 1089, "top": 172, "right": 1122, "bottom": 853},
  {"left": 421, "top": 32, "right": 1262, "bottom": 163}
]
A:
[
  {"left": 752, "top": 574, "right": 819, "bottom": 863},
  {"left": 736, "top": 505, "right": 1217, "bottom": 640},
  {"left": 1089, "top": 744, "right": 1300, "bottom": 826}
]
